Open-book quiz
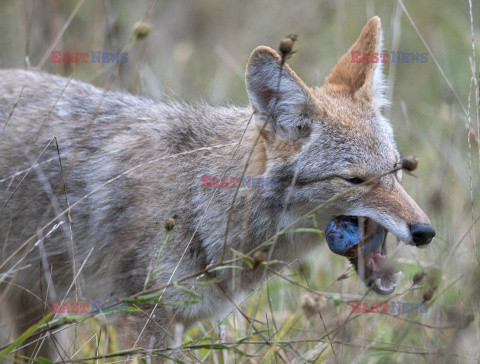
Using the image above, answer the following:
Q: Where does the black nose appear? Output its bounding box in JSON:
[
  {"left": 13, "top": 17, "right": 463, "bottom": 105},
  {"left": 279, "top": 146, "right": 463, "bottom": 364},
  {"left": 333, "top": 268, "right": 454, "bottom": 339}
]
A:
[{"left": 410, "top": 224, "right": 435, "bottom": 246}]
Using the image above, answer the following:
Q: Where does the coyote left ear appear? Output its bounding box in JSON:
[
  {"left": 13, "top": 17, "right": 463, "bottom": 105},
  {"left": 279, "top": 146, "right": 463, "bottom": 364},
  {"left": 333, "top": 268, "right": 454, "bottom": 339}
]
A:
[
  {"left": 325, "top": 16, "right": 385, "bottom": 105},
  {"left": 245, "top": 46, "right": 315, "bottom": 140}
]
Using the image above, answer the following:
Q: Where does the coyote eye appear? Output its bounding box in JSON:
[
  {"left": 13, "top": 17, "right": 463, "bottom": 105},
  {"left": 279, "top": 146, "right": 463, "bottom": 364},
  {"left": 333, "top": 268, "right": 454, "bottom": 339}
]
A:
[{"left": 344, "top": 177, "right": 364, "bottom": 185}]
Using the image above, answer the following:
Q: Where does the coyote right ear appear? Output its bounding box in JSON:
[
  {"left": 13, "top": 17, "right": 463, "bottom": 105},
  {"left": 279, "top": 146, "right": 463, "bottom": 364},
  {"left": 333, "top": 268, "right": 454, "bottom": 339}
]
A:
[
  {"left": 324, "top": 16, "right": 386, "bottom": 106},
  {"left": 245, "top": 46, "right": 314, "bottom": 140}
]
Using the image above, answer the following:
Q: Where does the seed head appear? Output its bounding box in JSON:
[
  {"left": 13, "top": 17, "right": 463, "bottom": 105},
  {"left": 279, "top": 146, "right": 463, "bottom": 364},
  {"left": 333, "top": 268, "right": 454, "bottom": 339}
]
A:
[
  {"left": 413, "top": 270, "right": 425, "bottom": 285},
  {"left": 401, "top": 156, "right": 418, "bottom": 172},
  {"left": 165, "top": 217, "right": 175, "bottom": 231},
  {"left": 279, "top": 34, "right": 298, "bottom": 60},
  {"left": 336, "top": 272, "right": 349, "bottom": 281},
  {"left": 422, "top": 286, "right": 437, "bottom": 302},
  {"left": 301, "top": 292, "right": 326, "bottom": 319},
  {"left": 253, "top": 251, "right": 268, "bottom": 264},
  {"left": 133, "top": 21, "right": 153, "bottom": 40},
  {"left": 332, "top": 293, "right": 342, "bottom": 307}
]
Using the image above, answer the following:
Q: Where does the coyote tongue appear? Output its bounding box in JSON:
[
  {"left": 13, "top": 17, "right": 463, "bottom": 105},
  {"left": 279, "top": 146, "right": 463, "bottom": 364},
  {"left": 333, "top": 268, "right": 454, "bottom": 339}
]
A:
[
  {"left": 366, "top": 249, "right": 386, "bottom": 272},
  {"left": 358, "top": 243, "right": 397, "bottom": 294}
]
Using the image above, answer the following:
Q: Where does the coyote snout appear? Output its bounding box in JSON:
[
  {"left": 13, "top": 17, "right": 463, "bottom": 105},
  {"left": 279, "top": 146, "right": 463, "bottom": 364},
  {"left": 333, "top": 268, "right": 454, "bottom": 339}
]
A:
[
  {"left": 323, "top": 171, "right": 435, "bottom": 294},
  {"left": 410, "top": 224, "right": 436, "bottom": 246}
]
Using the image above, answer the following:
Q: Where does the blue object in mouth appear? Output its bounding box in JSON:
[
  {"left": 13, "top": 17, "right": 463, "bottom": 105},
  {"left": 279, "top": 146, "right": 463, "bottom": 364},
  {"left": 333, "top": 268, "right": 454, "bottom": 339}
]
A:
[
  {"left": 325, "top": 216, "right": 385, "bottom": 257},
  {"left": 325, "top": 217, "right": 360, "bottom": 255}
]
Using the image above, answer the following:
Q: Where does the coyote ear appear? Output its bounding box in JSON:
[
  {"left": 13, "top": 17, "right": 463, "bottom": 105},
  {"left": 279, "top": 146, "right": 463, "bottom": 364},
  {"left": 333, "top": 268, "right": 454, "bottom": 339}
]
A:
[
  {"left": 324, "top": 16, "right": 386, "bottom": 108},
  {"left": 245, "top": 46, "right": 314, "bottom": 140}
]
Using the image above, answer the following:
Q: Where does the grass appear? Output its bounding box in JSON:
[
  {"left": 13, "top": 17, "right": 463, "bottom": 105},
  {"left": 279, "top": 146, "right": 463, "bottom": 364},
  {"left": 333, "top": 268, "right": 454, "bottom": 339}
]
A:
[{"left": 0, "top": 0, "right": 479, "bottom": 362}]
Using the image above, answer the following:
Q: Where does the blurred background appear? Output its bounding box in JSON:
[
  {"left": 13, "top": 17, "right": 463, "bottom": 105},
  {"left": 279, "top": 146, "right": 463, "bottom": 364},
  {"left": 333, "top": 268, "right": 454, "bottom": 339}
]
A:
[{"left": 1, "top": 0, "right": 479, "bottom": 362}]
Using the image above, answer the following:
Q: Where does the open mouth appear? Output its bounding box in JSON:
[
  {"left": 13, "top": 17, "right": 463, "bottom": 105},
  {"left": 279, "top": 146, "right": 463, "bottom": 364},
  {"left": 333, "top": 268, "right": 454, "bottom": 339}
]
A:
[{"left": 325, "top": 216, "right": 398, "bottom": 295}]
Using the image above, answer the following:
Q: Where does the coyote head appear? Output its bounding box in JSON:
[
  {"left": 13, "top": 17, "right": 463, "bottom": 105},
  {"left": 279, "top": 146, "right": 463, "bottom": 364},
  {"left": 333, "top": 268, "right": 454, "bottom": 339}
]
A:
[{"left": 245, "top": 16, "right": 435, "bottom": 294}]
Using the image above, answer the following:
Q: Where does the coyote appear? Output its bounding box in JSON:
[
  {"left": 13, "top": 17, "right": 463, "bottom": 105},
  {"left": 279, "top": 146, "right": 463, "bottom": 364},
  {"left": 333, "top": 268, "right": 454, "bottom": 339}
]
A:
[{"left": 0, "top": 16, "right": 434, "bottom": 359}]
